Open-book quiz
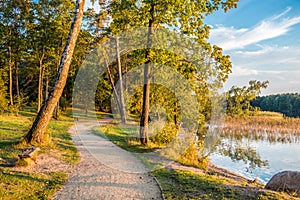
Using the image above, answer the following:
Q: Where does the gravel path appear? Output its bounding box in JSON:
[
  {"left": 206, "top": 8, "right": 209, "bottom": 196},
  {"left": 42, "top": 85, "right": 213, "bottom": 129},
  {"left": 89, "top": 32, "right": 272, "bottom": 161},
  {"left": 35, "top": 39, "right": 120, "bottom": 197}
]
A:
[{"left": 52, "top": 118, "right": 163, "bottom": 200}]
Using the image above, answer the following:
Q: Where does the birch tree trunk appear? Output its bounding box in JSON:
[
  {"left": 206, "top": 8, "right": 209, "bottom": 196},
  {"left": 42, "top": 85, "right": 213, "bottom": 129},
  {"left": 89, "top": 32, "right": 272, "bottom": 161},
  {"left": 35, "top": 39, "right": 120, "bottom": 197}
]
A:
[
  {"left": 37, "top": 50, "right": 44, "bottom": 112},
  {"left": 24, "top": 0, "right": 85, "bottom": 143},
  {"left": 115, "top": 36, "right": 127, "bottom": 123}
]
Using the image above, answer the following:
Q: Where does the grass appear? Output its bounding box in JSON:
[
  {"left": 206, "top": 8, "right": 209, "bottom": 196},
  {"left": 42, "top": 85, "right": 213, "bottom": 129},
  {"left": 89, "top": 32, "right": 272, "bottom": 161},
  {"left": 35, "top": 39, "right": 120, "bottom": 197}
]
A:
[
  {"left": 93, "top": 124, "right": 161, "bottom": 153},
  {"left": 0, "top": 109, "right": 79, "bottom": 199},
  {"left": 0, "top": 169, "right": 67, "bottom": 200},
  {"left": 95, "top": 121, "right": 300, "bottom": 200},
  {"left": 257, "top": 111, "right": 283, "bottom": 118},
  {"left": 65, "top": 107, "right": 111, "bottom": 121},
  {"left": 153, "top": 169, "right": 296, "bottom": 200}
]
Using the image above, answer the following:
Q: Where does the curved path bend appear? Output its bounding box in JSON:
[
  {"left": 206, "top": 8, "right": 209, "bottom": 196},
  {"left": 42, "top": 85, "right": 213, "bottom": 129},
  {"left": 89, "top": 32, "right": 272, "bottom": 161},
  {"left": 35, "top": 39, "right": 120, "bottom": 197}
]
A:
[{"left": 52, "top": 118, "right": 163, "bottom": 200}]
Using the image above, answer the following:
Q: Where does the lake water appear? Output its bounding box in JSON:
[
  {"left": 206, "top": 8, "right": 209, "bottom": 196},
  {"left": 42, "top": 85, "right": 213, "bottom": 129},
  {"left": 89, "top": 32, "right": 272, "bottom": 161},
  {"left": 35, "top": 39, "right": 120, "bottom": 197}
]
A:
[{"left": 209, "top": 132, "right": 300, "bottom": 184}]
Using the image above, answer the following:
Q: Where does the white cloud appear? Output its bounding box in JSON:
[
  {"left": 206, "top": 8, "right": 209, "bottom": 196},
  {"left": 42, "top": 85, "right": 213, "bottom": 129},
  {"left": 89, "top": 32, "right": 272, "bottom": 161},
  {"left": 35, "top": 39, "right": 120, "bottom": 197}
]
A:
[
  {"left": 231, "top": 45, "right": 300, "bottom": 70},
  {"left": 209, "top": 7, "right": 300, "bottom": 50},
  {"left": 225, "top": 69, "right": 300, "bottom": 95},
  {"left": 231, "top": 66, "right": 258, "bottom": 76}
]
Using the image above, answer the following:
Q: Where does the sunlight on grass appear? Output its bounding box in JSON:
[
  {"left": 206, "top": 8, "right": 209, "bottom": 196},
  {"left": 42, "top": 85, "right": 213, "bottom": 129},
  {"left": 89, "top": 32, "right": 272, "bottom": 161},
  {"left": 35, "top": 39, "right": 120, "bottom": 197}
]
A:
[
  {"left": 0, "top": 110, "right": 79, "bottom": 199},
  {"left": 153, "top": 169, "right": 295, "bottom": 200},
  {"left": 0, "top": 168, "right": 67, "bottom": 200}
]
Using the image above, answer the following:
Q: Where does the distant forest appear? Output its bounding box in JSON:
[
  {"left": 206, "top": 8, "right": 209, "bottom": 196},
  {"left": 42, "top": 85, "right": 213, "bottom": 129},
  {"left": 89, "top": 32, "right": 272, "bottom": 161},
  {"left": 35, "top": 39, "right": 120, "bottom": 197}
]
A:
[{"left": 251, "top": 93, "right": 300, "bottom": 118}]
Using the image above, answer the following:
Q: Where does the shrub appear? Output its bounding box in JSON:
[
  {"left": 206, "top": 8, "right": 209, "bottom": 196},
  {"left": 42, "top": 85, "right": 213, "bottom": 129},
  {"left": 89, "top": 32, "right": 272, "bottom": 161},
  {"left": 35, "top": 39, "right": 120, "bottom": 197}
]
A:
[{"left": 150, "top": 122, "right": 178, "bottom": 145}]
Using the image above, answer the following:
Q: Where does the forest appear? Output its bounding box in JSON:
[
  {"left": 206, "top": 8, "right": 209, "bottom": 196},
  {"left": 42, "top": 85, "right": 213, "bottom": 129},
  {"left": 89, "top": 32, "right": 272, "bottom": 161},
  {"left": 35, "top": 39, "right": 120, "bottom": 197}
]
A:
[
  {"left": 0, "top": 0, "right": 92, "bottom": 115},
  {"left": 252, "top": 93, "right": 300, "bottom": 118},
  {"left": 0, "top": 0, "right": 239, "bottom": 144}
]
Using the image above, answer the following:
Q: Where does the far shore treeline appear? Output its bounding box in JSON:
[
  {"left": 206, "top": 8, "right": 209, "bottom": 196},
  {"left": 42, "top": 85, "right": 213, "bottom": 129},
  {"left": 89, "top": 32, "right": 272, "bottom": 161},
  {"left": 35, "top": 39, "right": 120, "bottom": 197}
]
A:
[{"left": 252, "top": 93, "right": 300, "bottom": 118}]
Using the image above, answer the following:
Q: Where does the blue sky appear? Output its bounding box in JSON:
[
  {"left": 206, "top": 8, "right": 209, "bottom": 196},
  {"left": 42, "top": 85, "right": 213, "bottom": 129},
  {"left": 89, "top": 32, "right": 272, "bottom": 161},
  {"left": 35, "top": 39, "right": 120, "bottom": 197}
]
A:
[{"left": 205, "top": 0, "right": 300, "bottom": 95}]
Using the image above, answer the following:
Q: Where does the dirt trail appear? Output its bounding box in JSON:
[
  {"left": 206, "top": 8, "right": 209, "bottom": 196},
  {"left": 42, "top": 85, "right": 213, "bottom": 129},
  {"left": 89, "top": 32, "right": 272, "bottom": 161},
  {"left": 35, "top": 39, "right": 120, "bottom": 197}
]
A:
[{"left": 52, "top": 118, "right": 163, "bottom": 200}]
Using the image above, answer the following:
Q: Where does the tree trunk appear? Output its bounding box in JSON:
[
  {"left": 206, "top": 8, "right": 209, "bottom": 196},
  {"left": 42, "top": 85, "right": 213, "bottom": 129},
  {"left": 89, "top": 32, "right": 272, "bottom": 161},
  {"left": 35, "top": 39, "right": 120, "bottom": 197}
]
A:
[
  {"left": 105, "top": 59, "right": 122, "bottom": 116},
  {"left": 139, "top": 4, "right": 154, "bottom": 145},
  {"left": 24, "top": 0, "right": 85, "bottom": 144},
  {"left": 15, "top": 61, "right": 20, "bottom": 107},
  {"left": 45, "top": 72, "right": 49, "bottom": 100},
  {"left": 115, "top": 36, "right": 126, "bottom": 123},
  {"left": 37, "top": 56, "right": 43, "bottom": 112},
  {"left": 54, "top": 102, "right": 59, "bottom": 120},
  {"left": 8, "top": 46, "right": 13, "bottom": 106},
  {"left": 53, "top": 38, "right": 63, "bottom": 119}
]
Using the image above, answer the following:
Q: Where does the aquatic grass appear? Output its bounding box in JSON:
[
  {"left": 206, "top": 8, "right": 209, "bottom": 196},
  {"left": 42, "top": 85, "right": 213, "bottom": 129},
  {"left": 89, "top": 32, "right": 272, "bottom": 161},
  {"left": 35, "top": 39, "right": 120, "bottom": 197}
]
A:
[{"left": 224, "top": 115, "right": 300, "bottom": 138}]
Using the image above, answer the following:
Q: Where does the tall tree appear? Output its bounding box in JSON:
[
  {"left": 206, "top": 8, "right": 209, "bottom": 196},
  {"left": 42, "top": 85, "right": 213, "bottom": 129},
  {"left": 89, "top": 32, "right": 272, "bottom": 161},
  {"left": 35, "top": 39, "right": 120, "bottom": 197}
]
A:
[
  {"left": 92, "top": 0, "right": 128, "bottom": 123},
  {"left": 24, "top": 0, "right": 85, "bottom": 143},
  {"left": 115, "top": 36, "right": 127, "bottom": 123},
  {"left": 0, "top": 0, "right": 30, "bottom": 108},
  {"left": 26, "top": 0, "right": 74, "bottom": 112},
  {"left": 109, "top": 0, "right": 238, "bottom": 144}
]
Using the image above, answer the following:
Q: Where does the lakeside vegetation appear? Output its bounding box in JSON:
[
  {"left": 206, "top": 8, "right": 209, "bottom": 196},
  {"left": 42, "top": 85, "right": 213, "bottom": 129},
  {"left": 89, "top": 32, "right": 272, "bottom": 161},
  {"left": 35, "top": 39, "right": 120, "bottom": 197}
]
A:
[
  {"left": 93, "top": 120, "right": 299, "bottom": 199},
  {"left": 0, "top": 110, "right": 79, "bottom": 200},
  {"left": 224, "top": 112, "right": 300, "bottom": 137}
]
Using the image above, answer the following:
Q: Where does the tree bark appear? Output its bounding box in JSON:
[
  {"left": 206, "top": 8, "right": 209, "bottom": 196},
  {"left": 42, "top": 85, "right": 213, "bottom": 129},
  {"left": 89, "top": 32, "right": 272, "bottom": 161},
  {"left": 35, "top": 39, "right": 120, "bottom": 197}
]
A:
[
  {"left": 8, "top": 45, "right": 13, "bottom": 106},
  {"left": 37, "top": 50, "right": 44, "bottom": 112},
  {"left": 45, "top": 69, "right": 49, "bottom": 100},
  {"left": 115, "top": 36, "right": 127, "bottom": 123},
  {"left": 24, "top": 0, "right": 85, "bottom": 144},
  {"left": 139, "top": 4, "right": 154, "bottom": 145},
  {"left": 105, "top": 58, "right": 122, "bottom": 116},
  {"left": 53, "top": 38, "right": 63, "bottom": 119},
  {"left": 15, "top": 61, "right": 20, "bottom": 107}
]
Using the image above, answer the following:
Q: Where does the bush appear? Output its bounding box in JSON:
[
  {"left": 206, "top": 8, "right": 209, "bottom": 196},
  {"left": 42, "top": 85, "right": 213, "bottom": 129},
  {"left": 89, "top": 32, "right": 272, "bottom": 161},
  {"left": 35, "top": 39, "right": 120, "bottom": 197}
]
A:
[
  {"left": 178, "top": 143, "right": 209, "bottom": 170},
  {"left": 0, "top": 94, "right": 8, "bottom": 113},
  {"left": 150, "top": 122, "right": 178, "bottom": 145}
]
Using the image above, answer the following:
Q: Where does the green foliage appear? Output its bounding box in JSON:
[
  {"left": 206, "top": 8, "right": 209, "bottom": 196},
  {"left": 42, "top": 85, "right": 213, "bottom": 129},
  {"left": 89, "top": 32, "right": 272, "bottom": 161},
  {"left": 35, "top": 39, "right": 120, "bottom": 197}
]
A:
[
  {"left": 59, "top": 96, "right": 69, "bottom": 112},
  {"left": 150, "top": 122, "right": 178, "bottom": 145},
  {"left": 178, "top": 144, "right": 209, "bottom": 170},
  {"left": 226, "top": 80, "right": 269, "bottom": 116},
  {"left": 252, "top": 93, "right": 300, "bottom": 117},
  {"left": 0, "top": 0, "right": 94, "bottom": 110}
]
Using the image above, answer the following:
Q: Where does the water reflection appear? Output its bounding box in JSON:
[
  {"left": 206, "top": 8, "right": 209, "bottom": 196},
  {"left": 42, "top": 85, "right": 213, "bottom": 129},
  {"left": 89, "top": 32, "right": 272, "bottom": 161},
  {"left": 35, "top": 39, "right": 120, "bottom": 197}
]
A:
[
  {"left": 216, "top": 139, "right": 269, "bottom": 169},
  {"left": 209, "top": 128, "right": 300, "bottom": 183}
]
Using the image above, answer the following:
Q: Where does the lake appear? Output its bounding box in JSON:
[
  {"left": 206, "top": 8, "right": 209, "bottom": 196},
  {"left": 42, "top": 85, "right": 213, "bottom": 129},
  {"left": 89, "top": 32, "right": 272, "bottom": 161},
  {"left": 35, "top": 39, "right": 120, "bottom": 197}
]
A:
[{"left": 208, "top": 130, "right": 300, "bottom": 184}]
